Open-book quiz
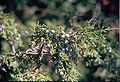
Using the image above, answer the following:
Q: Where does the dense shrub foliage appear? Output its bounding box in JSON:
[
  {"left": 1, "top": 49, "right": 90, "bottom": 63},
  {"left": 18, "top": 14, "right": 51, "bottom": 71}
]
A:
[{"left": 0, "top": 8, "right": 119, "bottom": 81}]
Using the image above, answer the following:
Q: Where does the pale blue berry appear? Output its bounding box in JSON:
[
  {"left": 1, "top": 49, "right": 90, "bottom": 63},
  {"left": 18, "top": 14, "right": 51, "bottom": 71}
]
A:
[
  {"left": 109, "top": 47, "right": 112, "bottom": 52},
  {"left": 66, "top": 34, "right": 70, "bottom": 37},
  {"left": 60, "top": 71, "right": 64, "bottom": 76},
  {"left": 65, "top": 40, "right": 69, "bottom": 44},
  {"left": 51, "top": 30, "right": 55, "bottom": 33},
  {"left": 61, "top": 34, "right": 65, "bottom": 38}
]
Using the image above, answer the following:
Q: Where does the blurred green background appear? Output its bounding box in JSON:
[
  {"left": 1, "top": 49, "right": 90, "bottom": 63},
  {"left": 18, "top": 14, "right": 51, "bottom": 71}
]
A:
[{"left": 0, "top": 0, "right": 119, "bottom": 41}]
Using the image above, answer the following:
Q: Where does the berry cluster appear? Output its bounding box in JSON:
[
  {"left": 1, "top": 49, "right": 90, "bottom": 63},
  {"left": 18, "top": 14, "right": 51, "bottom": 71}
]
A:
[{"left": 30, "top": 26, "right": 75, "bottom": 55}]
